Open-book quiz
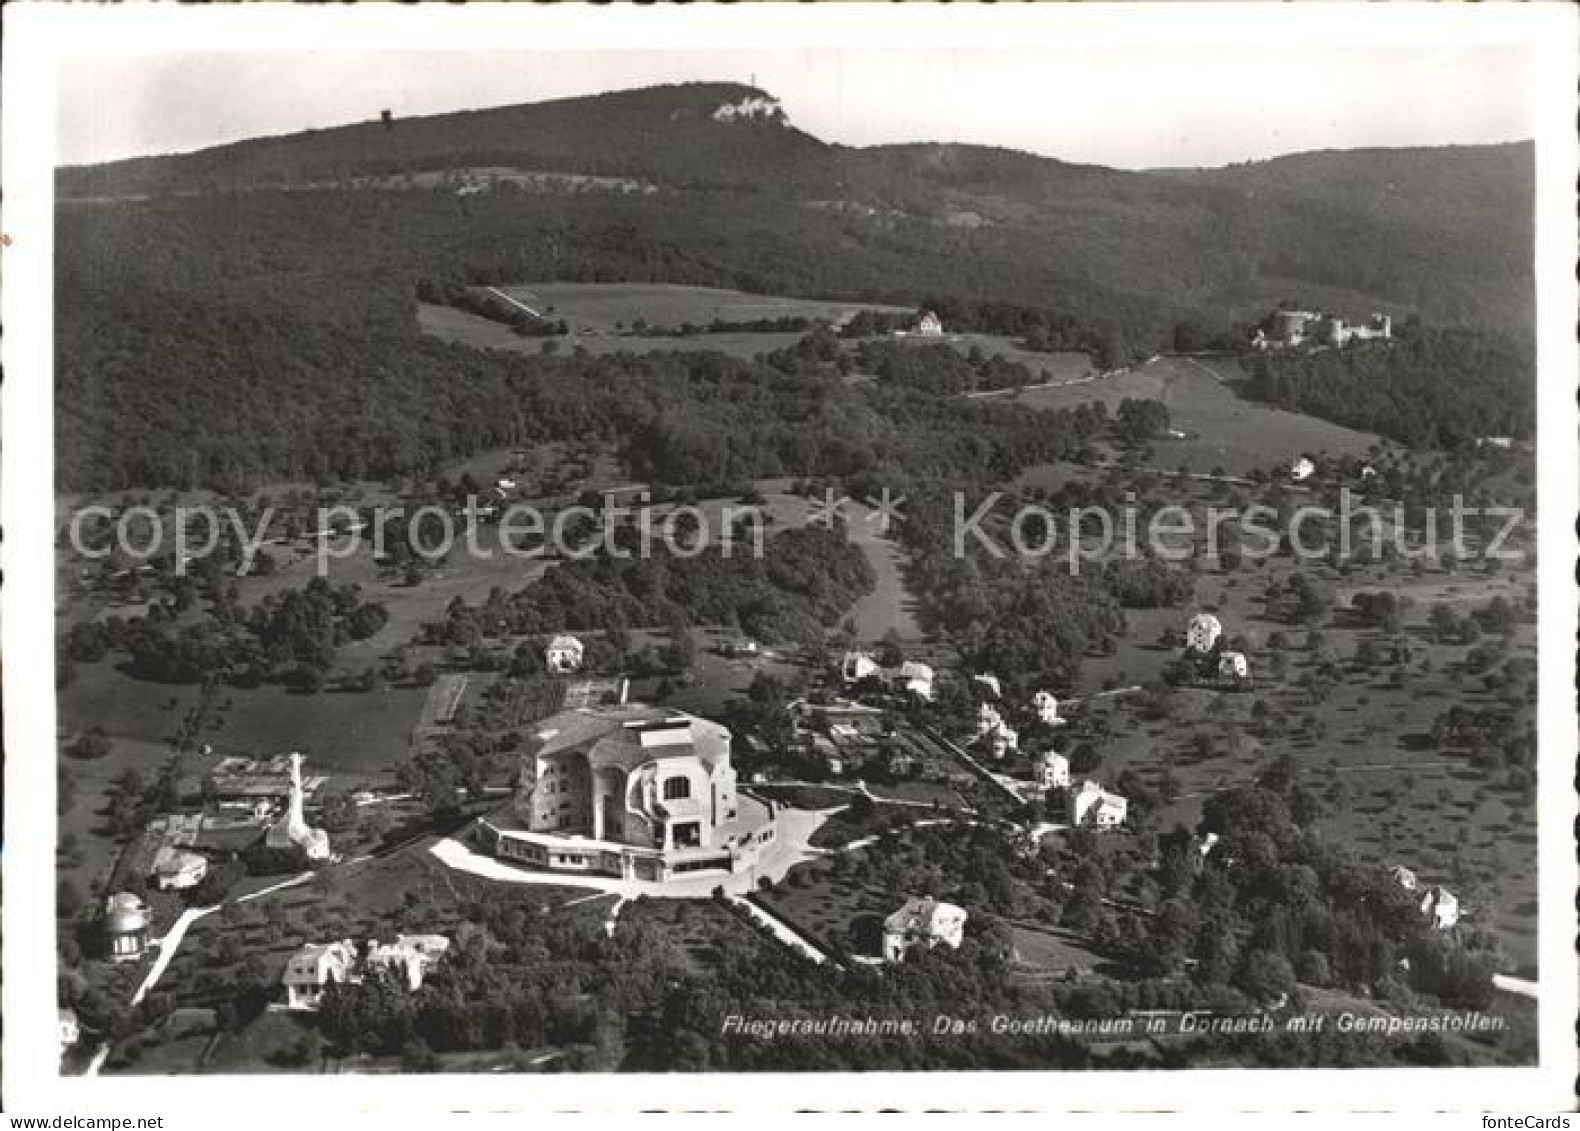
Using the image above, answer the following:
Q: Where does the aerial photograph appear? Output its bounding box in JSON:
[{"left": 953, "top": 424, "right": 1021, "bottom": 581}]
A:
[{"left": 39, "top": 23, "right": 1556, "bottom": 1088}]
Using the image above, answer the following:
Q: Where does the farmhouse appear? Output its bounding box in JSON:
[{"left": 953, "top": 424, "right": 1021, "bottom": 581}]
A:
[
  {"left": 915, "top": 310, "right": 944, "bottom": 337},
  {"left": 475, "top": 704, "right": 778, "bottom": 883},
  {"left": 1069, "top": 780, "right": 1128, "bottom": 829},
  {"left": 201, "top": 754, "right": 327, "bottom": 808},
  {"left": 545, "top": 634, "right": 585, "bottom": 675},
  {"left": 882, "top": 897, "right": 967, "bottom": 963}
]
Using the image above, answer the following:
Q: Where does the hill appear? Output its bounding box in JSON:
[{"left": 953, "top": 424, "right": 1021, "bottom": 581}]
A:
[{"left": 54, "top": 82, "right": 1535, "bottom": 490}]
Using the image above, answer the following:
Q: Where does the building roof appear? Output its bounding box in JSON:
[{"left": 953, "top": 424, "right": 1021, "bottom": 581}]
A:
[{"left": 530, "top": 704, "right": 730, "bottom": 773}]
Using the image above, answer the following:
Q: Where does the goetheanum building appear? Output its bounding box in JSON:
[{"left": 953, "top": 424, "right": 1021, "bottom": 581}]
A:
[{"left": 474, "top": 704, "right": 777, "bottom": 883}]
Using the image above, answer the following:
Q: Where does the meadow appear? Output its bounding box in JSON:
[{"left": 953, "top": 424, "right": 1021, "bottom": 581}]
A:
[{"left": 1011, "top": 356, "right": 1381, "bottom": 475}]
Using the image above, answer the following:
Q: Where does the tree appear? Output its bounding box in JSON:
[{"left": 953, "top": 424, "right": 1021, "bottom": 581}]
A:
[{"left": 1236, "top": 950, "right": 1295, "bottom": 1003}]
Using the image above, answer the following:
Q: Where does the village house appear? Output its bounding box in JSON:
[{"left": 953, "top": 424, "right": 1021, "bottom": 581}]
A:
[
  {"left": 1290, "top": 455, "right": 1316, "bottom": 482},
  {"left": 895, "top": 661, "right": 936, "bottom": 702},
  {"left": 58, "top": 1009, "right": 80, "bottom": 1059},
  {"left": 882, "top": 896, "right": 968, "bottom": 963},
  {"left": 149, "top": 845, "right": 209, "bottom": 891},
  {"left": 1033, "top": 749, "right": 1070, "bottom": 791},
  {"left": 475, "top": 704, "right": 778, "bottom": 883},
  {"left": 1069, "top": 780, "right": 1128, "bottom": 828},
  {"left": 914, "top": 310, "right": 944, "bottom": 337},
  {"left": 1217, "top": 651, "right": 1251, "bottom": 684},
  {"left": 1032, "top": 691, "right": 1065, "bottom": 727},
  {"left": 282, "top": 940, "right": 359, "bottom": 1010},
  {"left": 366, "top": 934, "right": 453, "bottom": 991},
  {"left": 545, "top": 634, "right": 585, "bottom": 675},
  {"left": 840, "top": 650, "right": 880, "bottom": 683},
  {"left": 1421, "top": 886, "right": 1461, "bottom": 930},
  {"left": 1185, "top": 612, "right": 1223, "bottom": 655}
]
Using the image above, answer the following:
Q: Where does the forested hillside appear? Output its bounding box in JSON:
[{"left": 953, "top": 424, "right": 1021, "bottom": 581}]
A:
[{"left": 55, "top": 82, "right": 1535, "bottom": 491}]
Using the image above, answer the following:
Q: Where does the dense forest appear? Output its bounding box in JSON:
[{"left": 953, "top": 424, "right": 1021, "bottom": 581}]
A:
[
  {"left": 55, "top": 83, "right": 1534, "bottom": 493},
  {"left": 1245, "top": 328, "right": 1535, "bottom": 447}
]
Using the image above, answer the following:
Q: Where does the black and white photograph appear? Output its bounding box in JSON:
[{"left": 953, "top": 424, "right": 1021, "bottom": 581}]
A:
[{"left": 3, "top": 2, "right": 1576, "bottom": 1117}]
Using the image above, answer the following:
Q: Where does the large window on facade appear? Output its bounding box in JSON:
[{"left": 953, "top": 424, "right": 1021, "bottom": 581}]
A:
[{"left": 662, "top": 776, "right": 691, "bottom": 800}]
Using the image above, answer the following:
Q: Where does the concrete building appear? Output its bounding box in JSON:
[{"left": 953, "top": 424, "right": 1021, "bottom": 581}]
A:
[
  {"left": 545, "top": 634, "right": 585, "bottom": 675},
  {"left": 476, "top": 704, "right": 777, "bottom": 883},
  {"left": 1069, "top": 780, "right": 1128, "bottom": 829},
  {"left": 103, "top": 893, "right": 151, "bottom": 962},
  {"left": 882, "top": 897, "right": 967, "bottom": 963}
]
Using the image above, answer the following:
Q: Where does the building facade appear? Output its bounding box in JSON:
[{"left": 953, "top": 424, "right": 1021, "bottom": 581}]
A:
[
  {"left": 475, "top": 705, "right": 777, "bottom": 883},
  {"left": 883, "top": 897, "right": 967, "bottom": 963}
]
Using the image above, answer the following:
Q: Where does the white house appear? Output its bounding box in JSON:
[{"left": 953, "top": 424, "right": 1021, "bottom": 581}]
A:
[
  {"left": 366, "top": 934, "right": 452, "bottom": 991},
  {"left": 150, "top": 846, "right": 209, "bottom": 892},
  {"left": 1217, "top": 651, "right": 1250, "bottom": 683},
  {"left": 1033, "top": 749, "right": 1070, "bottom": 791},
  {"left": 282, "top": 940, "right": 360, "bottom": 1010},
  {"left": 545, "top": 634, "right": 585, "bottom": 675},
  {"left": 1390, "top": 864, "right": 1419, "bottom": 892},
  {"left": 1421, "top": 887, "right": 1460, "bottom": 930},
  {"left": 1032, "top": 691, "right": 1065, "bottom": 727},
  {"left": 1069, "top": 780, "right": 1128, "bottom": 829},
  {"left": 59, "top": 1009, "right": 80, "bottom": 1056},
  {"left": 895, "top": 661, "right": 936, "bottom": 702},
  {"left": 915, "top": 311, "right": 944, "bottom": 337},
  {"left": 882, "top": 897, "right": 967, "bottom": 963},
  {"left": 1290, "top": 456, "right": 1316, "bottom": 482},
  {"left": 841, "top": 650, "right": 880, "bottom": 683},
  {"left": 1185, "top": 613, "right": 1223, "bottom": 655}
]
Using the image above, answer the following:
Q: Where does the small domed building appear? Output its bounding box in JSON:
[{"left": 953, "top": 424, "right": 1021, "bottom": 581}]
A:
[{"left": 102, "top": 892, "right": 151, "bottom": 962}]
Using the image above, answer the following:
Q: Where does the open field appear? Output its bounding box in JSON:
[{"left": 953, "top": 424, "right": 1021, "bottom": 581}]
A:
[
  {"left": 494, "top": 282, "right": 908, "bottom": 333},
  {"left": 1011, "top": 356, "right": 1381, "bottom": 476},
  {"left": 1060, "top": 552, "right": 1538, "bottom": 973}
]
